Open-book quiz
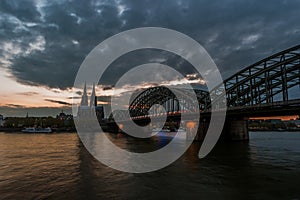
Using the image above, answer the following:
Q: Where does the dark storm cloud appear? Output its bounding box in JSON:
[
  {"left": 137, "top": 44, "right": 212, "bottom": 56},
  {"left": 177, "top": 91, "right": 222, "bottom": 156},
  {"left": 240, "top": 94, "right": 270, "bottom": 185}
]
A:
[
  {"left": 99, "top": 49, "right": 196, "bottom": 85},
  {"left": 44, "top": 99, "right": 72, "bottom": 106},
  {"left": 1, "top": 0, "right": 300, "bottom": 89},
  {"left": 17, "top": 91, "right": 39, "bottom": 96},
  {"left": 67, "top": 96, "right": 81, "bottom": 100},
  {"left": 5, "top": 104, "right": 25, "bottom": 108},
  {"left": 0, "top": 1, "right": 41, "bottom": 22},
  {"left": 97, "top": 95, "right": 111, "bottom": 103}
]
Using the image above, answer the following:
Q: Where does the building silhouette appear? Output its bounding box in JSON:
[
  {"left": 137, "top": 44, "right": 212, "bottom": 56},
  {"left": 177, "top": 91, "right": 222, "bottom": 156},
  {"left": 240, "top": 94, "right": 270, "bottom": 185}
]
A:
[{"left": 77, "top": 83, "right": 105, "bottom": 121}]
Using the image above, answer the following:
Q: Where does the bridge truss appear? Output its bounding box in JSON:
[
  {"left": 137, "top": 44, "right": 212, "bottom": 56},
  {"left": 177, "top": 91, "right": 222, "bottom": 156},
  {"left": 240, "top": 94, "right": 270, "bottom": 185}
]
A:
[
  {"left": 128, "top": 45, "right": 300, "bottom": 117},
  {"left": 208, "top": 44, "right": 300, "bottom": 110}
]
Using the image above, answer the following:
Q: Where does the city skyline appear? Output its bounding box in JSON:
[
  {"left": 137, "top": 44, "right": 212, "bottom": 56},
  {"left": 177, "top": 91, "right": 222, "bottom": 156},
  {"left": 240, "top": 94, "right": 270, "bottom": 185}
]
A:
[
  {"left": 1, "top": 0, "right": 300, "bottom": 117},
  {"left": 1, "top": 1, "right": 300, "bottom": 198}
]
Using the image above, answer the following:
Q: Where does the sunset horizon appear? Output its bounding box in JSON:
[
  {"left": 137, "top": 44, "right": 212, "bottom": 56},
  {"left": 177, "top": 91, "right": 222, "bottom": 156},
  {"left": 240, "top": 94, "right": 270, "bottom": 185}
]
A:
[{"left": 1, "top": 1, "right": 300, "bottom": 199}]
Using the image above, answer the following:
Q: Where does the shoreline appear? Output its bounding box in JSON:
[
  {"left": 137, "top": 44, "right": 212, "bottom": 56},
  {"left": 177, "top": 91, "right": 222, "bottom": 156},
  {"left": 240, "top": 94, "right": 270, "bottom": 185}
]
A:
[
  {"left": 0, "top": 127, "right": 77, "bottom": 133},
  {"left": 1, "top": 128, "right": 300, "bottom": 134},
  {"left": 249, "top": 129, "right": 300, "bottom": 132}
]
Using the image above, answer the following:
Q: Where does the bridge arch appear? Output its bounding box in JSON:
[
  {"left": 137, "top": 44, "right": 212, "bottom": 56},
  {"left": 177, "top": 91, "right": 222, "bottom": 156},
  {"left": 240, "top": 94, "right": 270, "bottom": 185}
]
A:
[
  {"left": 206, "top": 44, "right": 300, "bottom": 110},
  {"left": 129, "top": 86, "right": 209, "bottom": 117},
  {"left": 128, "top": 45, "right": 300, "bottom": 116}
]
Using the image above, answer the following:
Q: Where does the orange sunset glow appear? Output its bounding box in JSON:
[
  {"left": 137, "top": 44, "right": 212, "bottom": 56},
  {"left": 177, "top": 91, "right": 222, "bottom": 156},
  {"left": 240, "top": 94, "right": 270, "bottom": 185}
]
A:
[{"left": 251, "top": 116, "right": 299, "bottom": 121}]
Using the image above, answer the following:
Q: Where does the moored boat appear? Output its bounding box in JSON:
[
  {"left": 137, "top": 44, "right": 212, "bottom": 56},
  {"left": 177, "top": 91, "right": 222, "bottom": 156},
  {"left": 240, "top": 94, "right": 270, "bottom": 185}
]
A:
[{"left": 21, "top": 127, "right": 52, "bottom": 133}]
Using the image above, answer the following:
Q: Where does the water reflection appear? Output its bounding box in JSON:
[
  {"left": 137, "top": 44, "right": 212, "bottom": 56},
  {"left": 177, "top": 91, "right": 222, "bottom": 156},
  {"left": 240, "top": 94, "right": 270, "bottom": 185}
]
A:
[
  {"left": 0, "top": 132, "right": 299, "bottom": 199},
  {"left": 0, "top": 133, "right": 82, "bottom": 199}
]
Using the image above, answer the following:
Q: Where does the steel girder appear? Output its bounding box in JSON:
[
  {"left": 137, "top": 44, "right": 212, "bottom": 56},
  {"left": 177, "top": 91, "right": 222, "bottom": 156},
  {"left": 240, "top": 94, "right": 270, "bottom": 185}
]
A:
[
  {"left": 128, "top": 45, "right": 300, "bottom": 116},
  {"left": 129, "top": 86, "right": 209, "bottom": 117},
  {"left": 206, "top": 44, "right": 300, "bottom": 111}
]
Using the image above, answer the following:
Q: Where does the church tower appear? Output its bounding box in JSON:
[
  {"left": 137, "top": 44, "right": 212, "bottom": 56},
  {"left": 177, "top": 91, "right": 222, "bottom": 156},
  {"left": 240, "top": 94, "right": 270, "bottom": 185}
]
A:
[
  {"left": 80, "top": 82, "right": 88, "bottom": 106},
  {"left": 78, "top": 82, "right": 102, "bottom": 119},
  {"left": 90, "top": 83, "right": 97, "bottom": 107}
]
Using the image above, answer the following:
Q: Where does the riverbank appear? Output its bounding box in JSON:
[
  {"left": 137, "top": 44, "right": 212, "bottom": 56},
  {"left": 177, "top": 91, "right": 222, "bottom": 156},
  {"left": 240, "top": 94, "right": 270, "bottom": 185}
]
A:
[
  {"left": 0, "top": 127, "right": 77, "bottom": 133},
  {"left": 249, "top": 128, "right": 300, "bottom": 132}
]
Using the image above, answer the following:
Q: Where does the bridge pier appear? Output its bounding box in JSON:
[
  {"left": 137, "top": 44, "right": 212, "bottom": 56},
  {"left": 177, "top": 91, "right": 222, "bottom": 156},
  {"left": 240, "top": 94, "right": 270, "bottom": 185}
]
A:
[
  {"left": 195, "top": 120, "right": 209, "bottom": 141},
  {"left": 193, "top": 117, "right": 249, "bottom": 142},
  {"left": 222, "top": 118, "right": 249, "bottom": 141}
]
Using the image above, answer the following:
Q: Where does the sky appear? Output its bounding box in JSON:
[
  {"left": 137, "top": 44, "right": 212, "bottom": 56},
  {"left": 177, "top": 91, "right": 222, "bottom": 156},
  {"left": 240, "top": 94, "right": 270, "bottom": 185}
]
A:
[{"left": 0, "top": 0, "right": 300, "bottom": 117}]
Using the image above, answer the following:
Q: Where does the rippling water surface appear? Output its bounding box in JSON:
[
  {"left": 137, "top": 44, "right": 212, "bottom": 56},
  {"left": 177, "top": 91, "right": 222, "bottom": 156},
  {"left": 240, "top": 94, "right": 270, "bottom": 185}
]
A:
[{"left": 0, "top": 131, "right": 299, "bottom": 199}]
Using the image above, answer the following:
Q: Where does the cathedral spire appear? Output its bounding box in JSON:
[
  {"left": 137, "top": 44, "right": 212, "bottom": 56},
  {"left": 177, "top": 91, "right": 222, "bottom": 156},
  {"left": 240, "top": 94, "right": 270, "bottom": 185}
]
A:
[
  {"left": 90, "top": 82, "right": 96, "bottom": 107},
  {"left": 80, "top": 82, "right": 88, "bottom": 106}
]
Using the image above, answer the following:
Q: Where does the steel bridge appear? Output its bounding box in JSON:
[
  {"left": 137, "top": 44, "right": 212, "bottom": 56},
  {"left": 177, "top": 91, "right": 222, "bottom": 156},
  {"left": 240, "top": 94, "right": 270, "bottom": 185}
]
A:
[
  {"left": 109, "top": 45, "right": 300, "bottom": 140},
  {"left": 129, "top": 44, "right": 300, "bottom": 117}
]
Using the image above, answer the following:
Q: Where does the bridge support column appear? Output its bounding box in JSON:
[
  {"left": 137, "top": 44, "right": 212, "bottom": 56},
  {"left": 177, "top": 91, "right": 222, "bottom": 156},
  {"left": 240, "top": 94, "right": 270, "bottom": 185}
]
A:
[
  {"left": 195, "top": 120, "right": 209, "bottom": 141},
  {"left": 223, "top": 118, "right": 249, "bottom": 141}
]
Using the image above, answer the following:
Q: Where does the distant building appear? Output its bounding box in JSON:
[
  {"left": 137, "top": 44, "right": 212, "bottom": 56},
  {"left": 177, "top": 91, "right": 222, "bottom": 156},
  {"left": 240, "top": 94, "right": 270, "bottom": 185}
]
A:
[
  {"left": 56, "top": 110, "right": 72, "bottom": 120},
  {"left": 0, "top": 114, "right": 4, "bottom": 127},
  {"left": 57, "top": 110, "right": 67, "bottom": 120},
  {"left": 77, "top": 83, "right": 105, "bottom": 120}
]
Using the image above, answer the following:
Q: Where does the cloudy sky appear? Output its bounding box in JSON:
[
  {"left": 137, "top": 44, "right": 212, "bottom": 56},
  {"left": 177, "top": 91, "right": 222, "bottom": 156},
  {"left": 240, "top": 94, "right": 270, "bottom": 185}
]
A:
[{"left": 0, "top": 0, "right": 300, "bottom": 117}]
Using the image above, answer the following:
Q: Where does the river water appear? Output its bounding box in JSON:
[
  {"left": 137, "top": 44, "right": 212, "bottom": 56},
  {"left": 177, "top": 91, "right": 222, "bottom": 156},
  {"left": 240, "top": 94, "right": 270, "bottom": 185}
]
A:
[{"left": 0, "top": 131, "right": 299, "bottom": 200}]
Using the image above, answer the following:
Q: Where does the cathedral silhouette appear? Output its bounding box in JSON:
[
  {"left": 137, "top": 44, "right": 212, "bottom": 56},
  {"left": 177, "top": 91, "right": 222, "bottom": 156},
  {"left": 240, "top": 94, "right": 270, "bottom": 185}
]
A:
[{"left": 77, "top": 82, "right": 104, "bottom": 120}]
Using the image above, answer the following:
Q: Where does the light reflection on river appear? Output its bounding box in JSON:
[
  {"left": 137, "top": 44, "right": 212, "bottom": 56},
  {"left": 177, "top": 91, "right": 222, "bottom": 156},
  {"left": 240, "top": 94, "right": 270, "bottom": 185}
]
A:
[{"left": 0, "top": 131, "right": 299, "bottom": 199}]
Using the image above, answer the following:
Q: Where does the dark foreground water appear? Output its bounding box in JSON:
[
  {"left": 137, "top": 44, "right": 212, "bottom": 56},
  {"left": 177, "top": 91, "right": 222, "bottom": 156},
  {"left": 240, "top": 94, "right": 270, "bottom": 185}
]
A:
[{"left": 0, "top": 131, "right": 299, "bottom": 200}]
